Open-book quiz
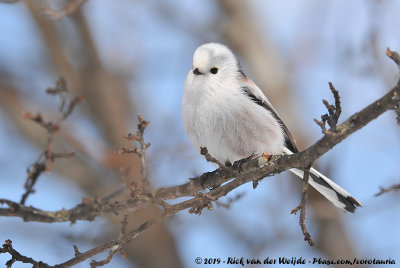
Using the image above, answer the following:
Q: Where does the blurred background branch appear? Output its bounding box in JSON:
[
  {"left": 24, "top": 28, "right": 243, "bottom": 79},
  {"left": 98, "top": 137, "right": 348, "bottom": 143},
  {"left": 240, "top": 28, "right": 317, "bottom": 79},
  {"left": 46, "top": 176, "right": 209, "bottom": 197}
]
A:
[{"left": 41, "top": 0, "right": 88, "bottom": 20}]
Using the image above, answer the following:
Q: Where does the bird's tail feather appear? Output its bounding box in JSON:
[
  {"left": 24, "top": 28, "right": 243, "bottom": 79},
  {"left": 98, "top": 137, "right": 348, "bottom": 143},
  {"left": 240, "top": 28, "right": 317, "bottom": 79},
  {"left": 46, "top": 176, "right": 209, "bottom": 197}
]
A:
[
  {"left": 289, "top": 168, "right": 362, "bottom": 213},
  {"left": 282, "top": 148, "right": 362, "bottom": 212}
]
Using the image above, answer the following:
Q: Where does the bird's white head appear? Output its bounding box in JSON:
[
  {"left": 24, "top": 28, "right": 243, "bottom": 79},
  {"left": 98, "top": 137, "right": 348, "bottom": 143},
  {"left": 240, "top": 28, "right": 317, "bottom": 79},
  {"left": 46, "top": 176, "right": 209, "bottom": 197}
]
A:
[{"left": 186, "top": 43, "right": 240, "bottom": 90}]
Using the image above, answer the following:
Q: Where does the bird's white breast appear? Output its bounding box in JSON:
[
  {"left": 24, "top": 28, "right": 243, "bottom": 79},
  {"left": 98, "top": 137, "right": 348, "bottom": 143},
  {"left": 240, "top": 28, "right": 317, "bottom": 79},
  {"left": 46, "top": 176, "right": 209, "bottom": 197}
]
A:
[{"left": 183, "top": 74, "right": 285, "bottom": 163}]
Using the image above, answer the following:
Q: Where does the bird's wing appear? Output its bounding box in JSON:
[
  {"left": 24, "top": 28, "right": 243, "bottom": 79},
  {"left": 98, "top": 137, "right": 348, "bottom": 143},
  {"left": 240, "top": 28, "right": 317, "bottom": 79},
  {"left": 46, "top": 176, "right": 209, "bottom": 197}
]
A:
[{"left": 239, "top": 72, "right": 298, "bottom": 153}]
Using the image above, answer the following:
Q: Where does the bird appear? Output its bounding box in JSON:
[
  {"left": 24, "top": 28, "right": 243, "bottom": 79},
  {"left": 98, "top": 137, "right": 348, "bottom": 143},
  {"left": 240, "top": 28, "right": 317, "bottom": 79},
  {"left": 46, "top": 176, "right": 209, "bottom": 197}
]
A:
[{"left": 182, "top": 43, "right": 362, "bottom": 213}]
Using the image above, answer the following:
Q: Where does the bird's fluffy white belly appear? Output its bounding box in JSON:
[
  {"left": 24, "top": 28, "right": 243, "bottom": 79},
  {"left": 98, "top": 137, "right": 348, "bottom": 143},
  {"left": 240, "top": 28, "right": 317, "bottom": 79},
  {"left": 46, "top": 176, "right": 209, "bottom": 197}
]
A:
[{"left": 183, "top": 89, "right": 285, "bottom": 163}]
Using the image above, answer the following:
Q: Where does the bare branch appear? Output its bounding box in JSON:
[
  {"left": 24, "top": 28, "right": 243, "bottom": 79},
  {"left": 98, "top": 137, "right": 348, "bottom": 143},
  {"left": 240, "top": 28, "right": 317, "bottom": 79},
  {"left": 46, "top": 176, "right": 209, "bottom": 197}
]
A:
[
  {"left": 0, "top": 239, "right": 51, "bottom": 268},
  {"left": 329, "top": 82, "right": 342, "bottom": 122},
  {"left": 215, "top": 193, "right": 245, "bottom": 209},
  {"left": 375, "top": 183, "right": 400, "bottom": 197},
  {"left": 314, "top": 82, "right": 342, "bottom": 135},
  {"left": 56, "top": 215, "right": 166, "bottom": 268},
  {"left": 313, "top": 118, "right": 327, "bottom": 132},
  {"left": 0, "top": 71, "right": 398, "bottom": 220},
  {"left": 1, "top": 71, "right": 399, "bottom": 221},
  {"left": 200, "top": 147, "right": 240, "bottom": 177},
  {"left": 386, "top": 47, "right": 400, "bottom": 66},
  {"left": 90, "top": 245, "right": 122, "bottom": 268},
  {"left": 41, "top": 0, "right": 88, "bottom": 20},
  {"left": 19, "top": 78, "right": 80, "bottom": 205},
  {"left": 119, "top": 114, "right": 151, "bottom": 191},
  {"left": 73, "top": 245, "right": 82, "bottom": 256},
  {"left": 1, "top": 49, "right": 400, "bottom": 267},
  {"left": 287, "top": 75, "right": 400, "bottom": 171},
  {"left": 386, "top": 48, "right": 400, "bottom": 124},
  {"left": 62, "top": 96, "right": 84, "bottom": 120},
  {"left": 120, "top": 213, "right": 129, "bottom": 238},
  {"left": 291, "top": 166, "right": 315, "bottom": 247}
]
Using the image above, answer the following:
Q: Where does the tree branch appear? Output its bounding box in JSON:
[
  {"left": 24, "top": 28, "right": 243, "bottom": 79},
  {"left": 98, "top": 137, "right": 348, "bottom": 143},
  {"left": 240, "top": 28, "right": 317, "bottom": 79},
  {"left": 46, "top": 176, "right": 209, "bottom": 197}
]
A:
[
  {"left": 19, "top": 78, "right": 80, "bottom": 205},
  {"left": 118, "top": 114, "right": 151, "bottom": 191},
  {"left": 1, "top": 48, "right": 400, "bottom": 266},
  {"left": 1, "top": 71, "right": 399, "bottom": 221},
  {"left": 41, "top": 0, "right": 88, "bottom": 20},
  {"left": 291, "top": 166, "right": 315, "bottom": 247},
  {"left": 375, "top": 183, "right": 400, "bottom": 197},
  {"left": 0, "top": 240, "right": 51, "bottom": 268}
]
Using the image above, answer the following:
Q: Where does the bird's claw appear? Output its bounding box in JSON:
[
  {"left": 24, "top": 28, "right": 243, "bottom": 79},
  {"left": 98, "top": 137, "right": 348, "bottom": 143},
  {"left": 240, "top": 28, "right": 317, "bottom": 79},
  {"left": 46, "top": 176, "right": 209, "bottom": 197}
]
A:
[{"left": 262, "top": 153, "right": 272, "bottom": 162}]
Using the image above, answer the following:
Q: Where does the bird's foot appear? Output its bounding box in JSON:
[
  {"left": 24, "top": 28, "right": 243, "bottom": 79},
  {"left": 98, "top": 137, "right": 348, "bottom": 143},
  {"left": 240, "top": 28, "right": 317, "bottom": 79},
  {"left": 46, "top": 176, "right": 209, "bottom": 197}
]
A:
[{"left": 262, "top": 153, "right": 272, "bottom": 162}]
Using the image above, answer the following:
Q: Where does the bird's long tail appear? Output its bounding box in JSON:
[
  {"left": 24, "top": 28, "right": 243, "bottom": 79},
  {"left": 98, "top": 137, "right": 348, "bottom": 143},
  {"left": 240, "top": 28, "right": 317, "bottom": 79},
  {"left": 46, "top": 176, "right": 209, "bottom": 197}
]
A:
[
  {"left": 284, "top": 149, "right": 362, "bottom": 213},
  {"left": 289, "top": 168, "right": 362, "bottom": 212}
]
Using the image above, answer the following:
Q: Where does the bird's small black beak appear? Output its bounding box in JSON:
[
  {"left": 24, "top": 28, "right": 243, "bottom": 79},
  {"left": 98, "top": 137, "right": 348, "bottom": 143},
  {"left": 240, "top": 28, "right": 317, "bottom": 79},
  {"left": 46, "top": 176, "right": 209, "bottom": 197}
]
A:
[{"left": 193, "top": 68, "right": 203, "bottom": 75}]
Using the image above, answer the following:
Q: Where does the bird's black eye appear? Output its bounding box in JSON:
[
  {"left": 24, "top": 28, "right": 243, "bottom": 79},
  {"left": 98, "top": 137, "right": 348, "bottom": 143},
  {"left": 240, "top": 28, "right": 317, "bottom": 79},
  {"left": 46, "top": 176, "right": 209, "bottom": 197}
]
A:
[{"left": 210, "top": 67, "right": 218, "bottom": 74}]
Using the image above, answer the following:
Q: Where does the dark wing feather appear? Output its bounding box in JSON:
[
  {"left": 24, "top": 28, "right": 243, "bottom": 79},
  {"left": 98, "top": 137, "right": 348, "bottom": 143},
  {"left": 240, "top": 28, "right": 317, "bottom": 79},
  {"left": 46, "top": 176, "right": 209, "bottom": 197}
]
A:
[{"left": 241, "top": 87, "right": 298, "bottom": 153}]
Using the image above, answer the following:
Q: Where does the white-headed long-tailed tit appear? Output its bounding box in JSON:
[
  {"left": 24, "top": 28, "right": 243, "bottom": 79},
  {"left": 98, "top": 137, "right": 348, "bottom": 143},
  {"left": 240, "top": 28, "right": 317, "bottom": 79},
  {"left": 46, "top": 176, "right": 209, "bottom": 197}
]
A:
[{"left": 182, "top": 43, "right": 362, "bottom": 212}]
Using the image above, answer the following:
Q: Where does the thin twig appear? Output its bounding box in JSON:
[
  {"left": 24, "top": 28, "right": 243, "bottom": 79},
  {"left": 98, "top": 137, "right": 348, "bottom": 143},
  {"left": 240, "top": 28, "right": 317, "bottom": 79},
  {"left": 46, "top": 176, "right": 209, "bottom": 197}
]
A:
[
  {"left": 120, "top": 212, "right": 129, "bottom": 238},
  {"left": 215, "top": 193, "right": 245, "bottom": 209},
  {"left": 56, "top": 214, "right": 167, "bottom": 267},
  {"left": 314, "top": 82, "right": 341, "bottom": 135},
  {"left": 375, "top": 183, "right": 400, "bottom": 197},
  {"left": 200, "top": 147, "right": 239, "bottom": 176},
  {"left": 386, "top": 47, "right": 400, "bottom": 66},
  {"left": 19, "top": 78, "right": 80, "bottom": 205},
  {"left": 41, "top": 0, "right": 88, "bottom": 20},
  {"left": 329, "top": 82, "right": 342, "bottom": 124},
  {"left": 0, "top": 239, "right": 51, "bottom": 268},
  {"left": 73, "top": 245, "right": 82, "bottom": 256},
  {"left": 291, "top": 166, "right": 315, "bottom": 247},
  {"left": 119, "top": 114, "right": 151, "bottom": 191},
  {"left": 90, "top": 245, "right": 122, "bottom": 268},
  {"left": 386, "top": 48, "right": 400, "bottom": 125}
]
